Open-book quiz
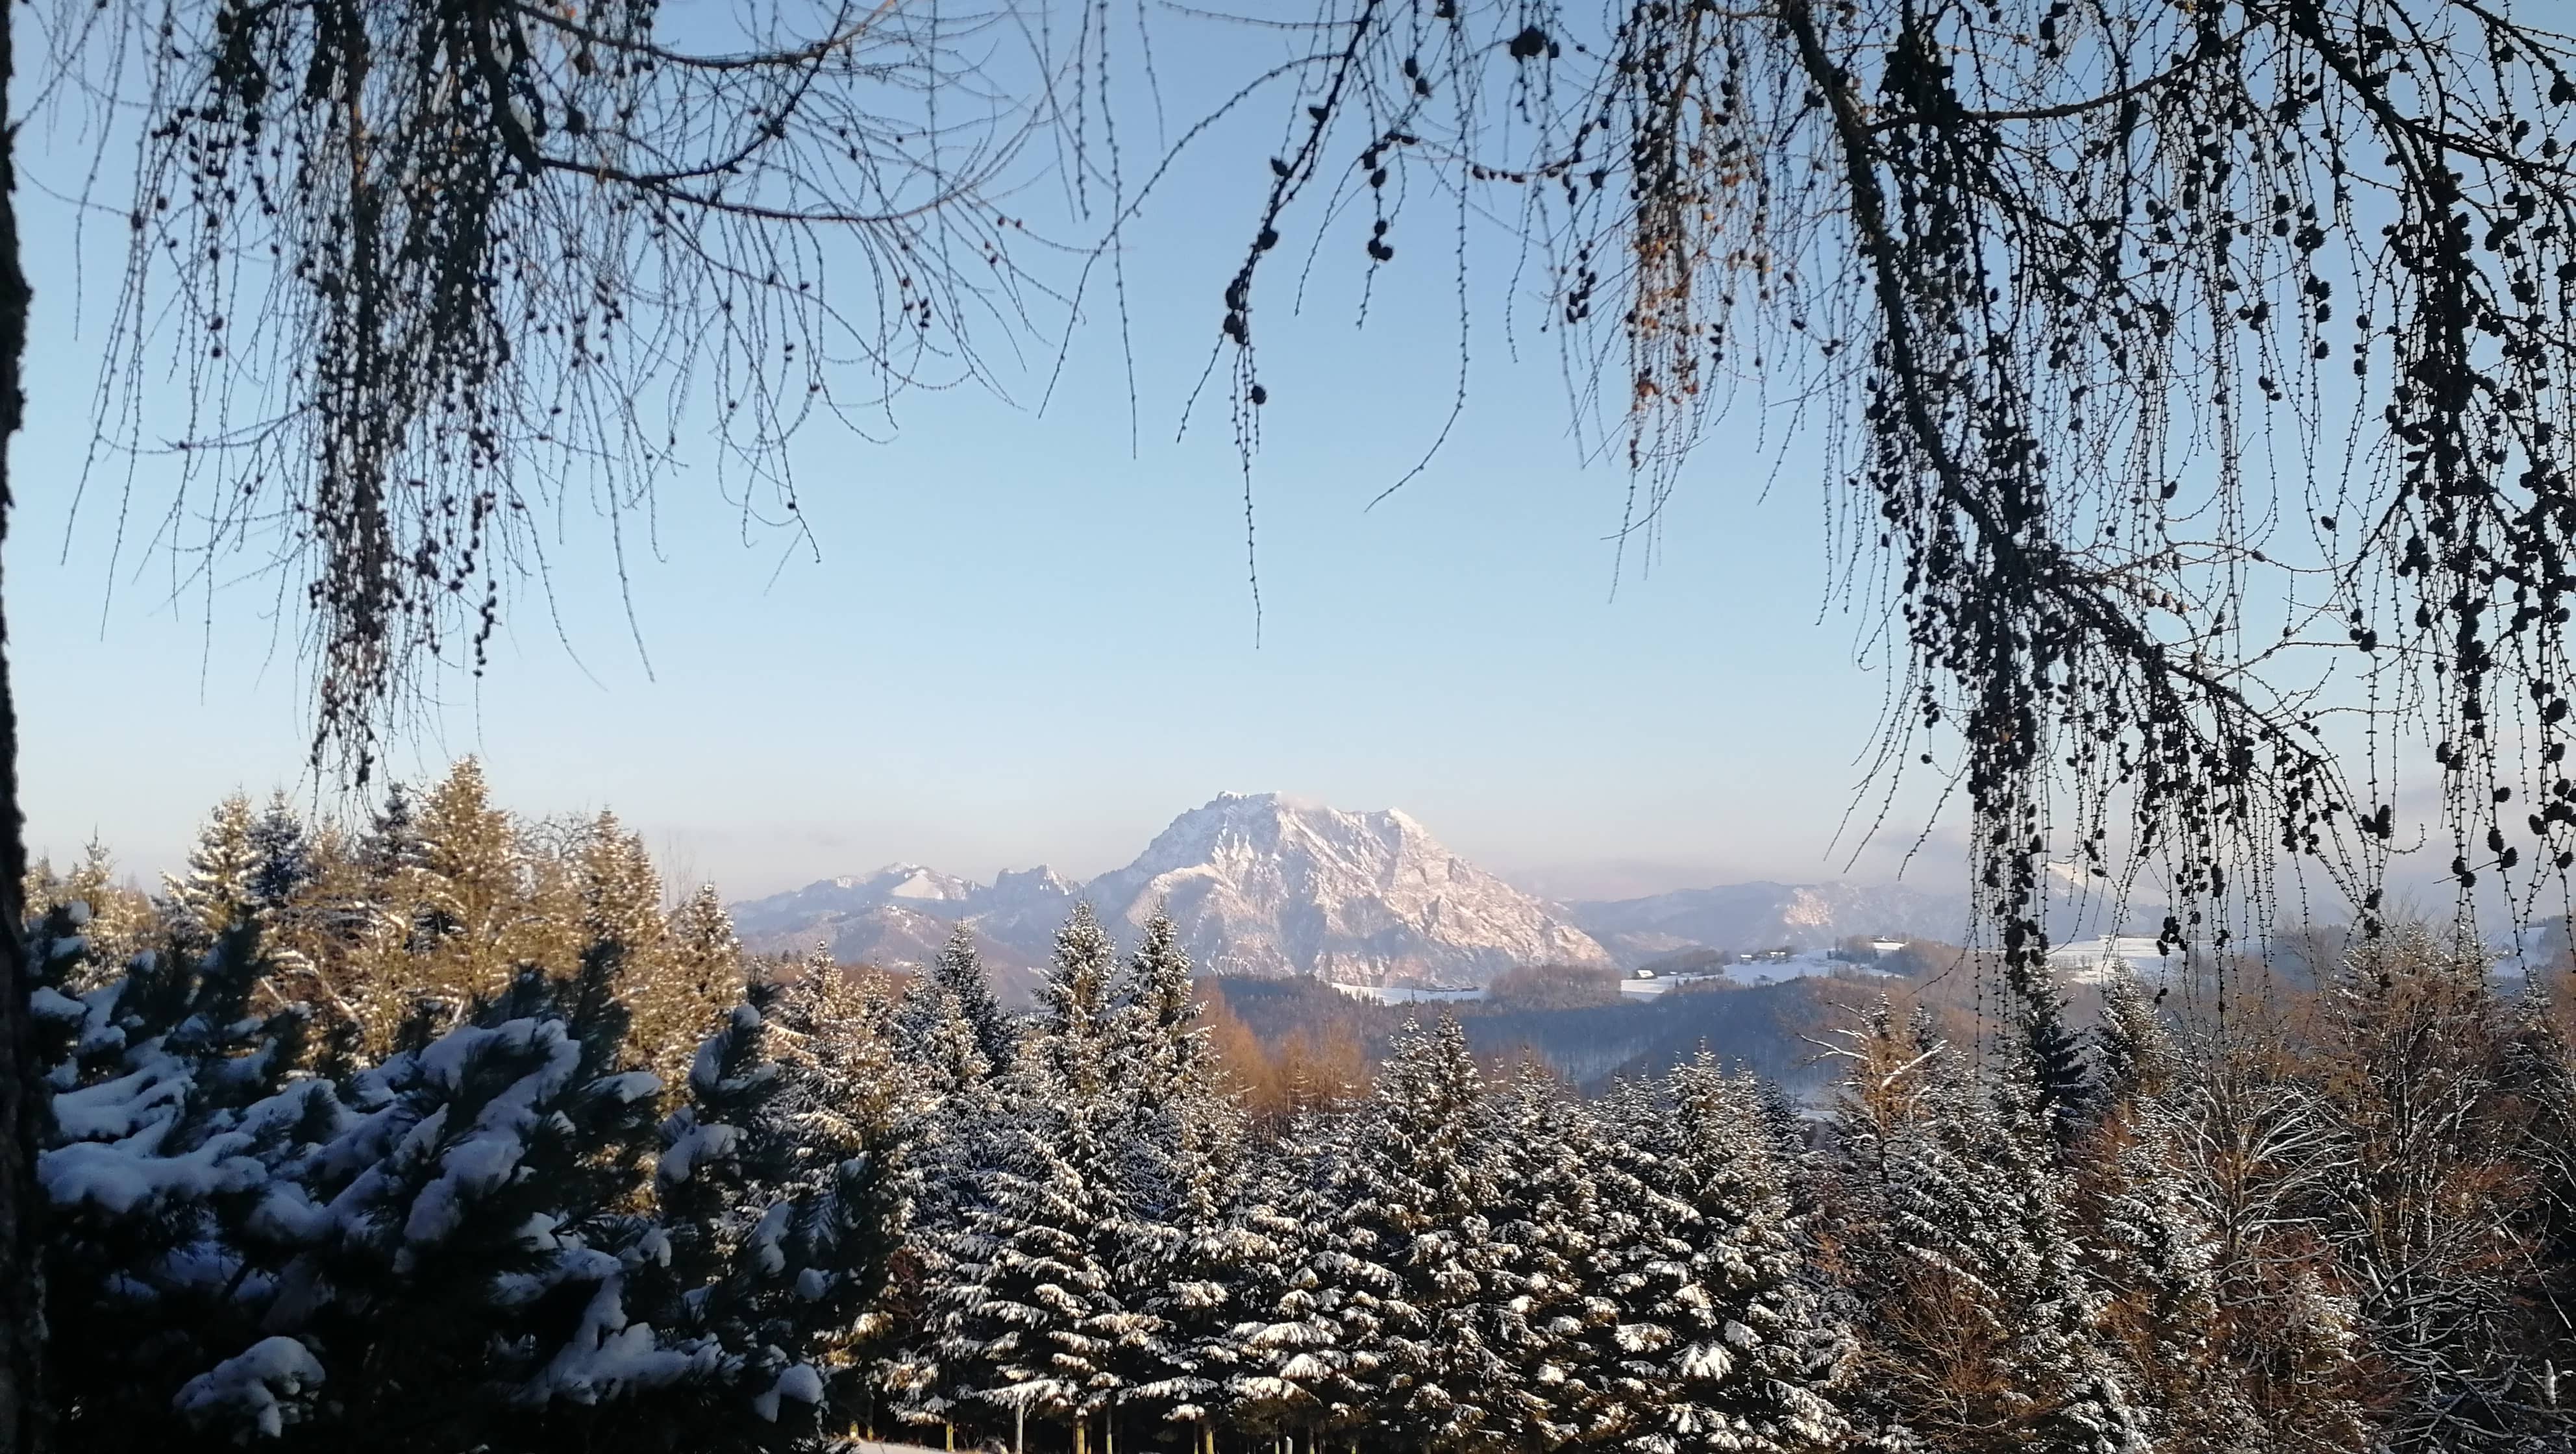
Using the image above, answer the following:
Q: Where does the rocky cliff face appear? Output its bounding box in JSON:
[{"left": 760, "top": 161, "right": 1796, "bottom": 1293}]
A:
[
  {"left": 728, "top": 793, "right": 1613, "bottom": 987},
  {"left": 1078, "top": 793, "right": 1613, "bottom": 985}
]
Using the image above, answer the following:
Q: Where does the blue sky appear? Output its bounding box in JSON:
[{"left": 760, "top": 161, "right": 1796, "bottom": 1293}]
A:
[{"left": 6, "top": 18, "right": 1961, "bottom": 902}]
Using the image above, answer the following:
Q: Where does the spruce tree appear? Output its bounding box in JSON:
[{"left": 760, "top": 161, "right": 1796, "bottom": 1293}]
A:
[
  {"left": 2088, "top": 1099, "right": 2241, "bottom": 1451},
  {"left": 1108, "top": 911, "right": 1257, "bottom": 1445},
  {"left": 577, "top": 812, "right": 668, "bottom": 992},
  {"left": 356, "top": 782, "right": 425, "bottom": 880},
  {"left": 33, "top": 910, "right": 322, "bottom": 1451},
  {"left": 876, "top": 968, "right": 998, "bottom": 1438},
  {"left": 341, "top": 758, "right": 532, "bottom": 1048},
  {"left": 35, "top": 920, "right": 671, "bottom": 1452},
  {"left": 638, "top": 885, "right": 746, "bottom": 1087},
  {"left": 1328, "top": 1014, "right": 1513, "bottom": 1451},
  {"left": 27, "top": 840, "right": 155, "bottom": 986},
  {"left": 1635, "top": 1055, "right": 1847, "bottom": 1454},
  {"left": 1573, "top": 1075, "right": 1692, "bottom": 1447},
  {"left": 1829, "top": 1013, "right": 2147, "bottom": 1454},
  {"left": 245, "top": 793, "right": 314, "bottom": 917},
  {"left": 1483, "top": 1061, "right": 1611, "bottom": 1449},
  {"left": 2018, "top": 974, "right": 2096, "bottom": 1149},
  {"left": 1035, "top": 903, "right": 1119, "bottom": 1093},
  {"left": 411, "top": 758, "right": 518, "bottom": 958},
  {"left": 773, "top": 949, "right": 904, "bottom": 1148},
  {"left": 932, "top": 920, "right": 1017, "bottom": 1077},
  {"left": 1225, "top": 1100, "right": 1367, "bottom": 1444},
  {"left": 163, "top": 793, "right": 262, "bottom": 945},
  {"left": 603, "top": 994, "right": 903, "bottom": 1451},
  {"left": 36, "top": 894, "right": 902, "bottom": 1454},
  {"left": 931, "top": 906, "right": 1136, "bottom": 1449},
  {"left": 2092, "top": 968, "right": 2175, "bottom": 1109},
  {"left": 1119, "top": 907, "right": 1200, "bottom": 1086}
]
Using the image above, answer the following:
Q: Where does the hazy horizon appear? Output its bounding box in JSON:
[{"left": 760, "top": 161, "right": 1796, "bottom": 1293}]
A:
[{"left": 31, "top": 771, "right": 1975, "bottom": 908}]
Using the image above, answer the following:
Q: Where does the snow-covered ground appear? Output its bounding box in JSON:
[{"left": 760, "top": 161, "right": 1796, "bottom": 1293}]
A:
[
  {"left": 1329, "top": 982, "right": 1487, "bottom": 1004},
  {"left": 1620, "top": 952, "right": 1901, "bottom": 994},
  {"left": 2044, "top": 935, "right": 2174, "bottom": 985}
]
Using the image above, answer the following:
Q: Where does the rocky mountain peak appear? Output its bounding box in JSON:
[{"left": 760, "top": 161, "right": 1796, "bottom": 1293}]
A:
[
  {"left": 1087, "top": 793, "right": 1611, "bottom": 985},
  {"left": 729, "top": 793, "right": 1614, "bottom": 989}
]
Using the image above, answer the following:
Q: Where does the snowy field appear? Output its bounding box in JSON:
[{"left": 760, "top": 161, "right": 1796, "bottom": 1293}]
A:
[
  {"left": 1623, "top": 952, "right": 1904, "bottom": 993},
  {"left": 1328, "top": 982, "right": 1487, "bottom": 1004},
  {"left": 2044, "top": 935, "right": 2174, "bottom": 985}
]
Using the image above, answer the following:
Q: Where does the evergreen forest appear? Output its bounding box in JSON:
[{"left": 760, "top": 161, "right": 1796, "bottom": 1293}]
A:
[{"left": 23, "top": 763, "right": 2576, "bottom": 1454}]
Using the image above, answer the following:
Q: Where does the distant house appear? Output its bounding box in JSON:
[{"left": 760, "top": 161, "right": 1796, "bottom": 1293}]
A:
[
  {"left": 2044, "top": 935, "right": 2172, "bottom": 985},
  {"left": 1868, "top": 938, "right": 1908, "bottom": 957}
]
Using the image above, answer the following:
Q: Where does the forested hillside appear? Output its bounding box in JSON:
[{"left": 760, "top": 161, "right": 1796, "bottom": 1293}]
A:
[
  {"left": 16, "top": 769, "right": 2576, "bottom": 1452},
  {"left": 1206, "top": 972, "right": 1846, "bottom": 1098}
]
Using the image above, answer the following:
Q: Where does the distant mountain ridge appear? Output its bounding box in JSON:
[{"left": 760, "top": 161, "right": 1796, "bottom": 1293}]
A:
[
  {"left": 1563, "top": 880, "right": 1975, "bottom": 967},
  {"left": 730, "top": 793, "right": 1613, "bottom": 991},
  {"left": 729, "top": 793, "right": 2131, "bottom": 989}
]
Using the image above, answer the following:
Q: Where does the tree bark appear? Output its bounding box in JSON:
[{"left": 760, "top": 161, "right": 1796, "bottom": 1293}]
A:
[{"left": 0, "top": 0, "right": 40, "bottom": 1448}]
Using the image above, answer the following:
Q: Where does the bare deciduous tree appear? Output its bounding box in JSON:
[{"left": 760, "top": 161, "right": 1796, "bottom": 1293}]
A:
[{"left": 1220, "top": 1, "right": 2576, "bottom": 1030}]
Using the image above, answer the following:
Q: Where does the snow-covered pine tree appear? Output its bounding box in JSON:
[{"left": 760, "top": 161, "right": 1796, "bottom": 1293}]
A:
[
  {"left": 336, "top": 758, "right": 532, "bottom": 1052},
  {"left": 23, "top": 840, "right": 159, "bottom": 991},
  {"left": 769, "top": 947, "right": 918, "bottom": 1435},
  {"left": 2085, "top": 1090, "right": 2248, "bottom": 1453},
  {"left": 356, "top": 780, "right": 425, "bottom": 879},
  {"left": 1035, "top": 902, "right": 1120, "bottom": 1094},
  {"left": 932, "top": 920, "right": 1017, "bottom": 1077},
  {"left": 245, "top": 793, "right": 314, "bottom": 917},
  {"left": 1827, "top": 1005, "right": 2148, "bottom": 1454},
  {"left": 2092, "top": 967, "right": 2175, "bottom": 1110},
  {"left": 268, "top": 967, "right": 684, "bottom": 1453},
  {"left": 1224, "top": 1097, "right": 1367, "bottom": 1444},
  {"left": 875, "top": 965, "right": 999, "bottom": 1438},
  {"left": 606, "top": 991, "right": 906, "bottom": 1450},
  {"left": 634, "top": 883, "right": 746, "bottom": 1087},
  {"left": 2016, "top": 968, "right": 2096, "bottom": 1149},
  {"left": 932, "top": 905, "right": 1135, "bottom": 1452},
  {"left": 773, "top": 947, "right": 904, "bottom": 1149},
  {"left": 1633, "top": 1055, "right": 1847, "bottom": 1454},
  {"left": 38, "top": 883, "right": 911, "bottom": 1454},
  {"left": 2145, "top": 1044, "right": 2368, "bottom": 1453},
  {"left": 1571, "top": 1074, "right": 1692, "bottom": 1447},
  {"left": 411, "top": 758, "right": 521, "bottom": 964},
  {"left": 1118, "top": 908, "right": 1200, "bottom": 1090},
  {"left": 1106, "top": 910, "right": 1261, "bottom": 1446},
  {"left": 1481, "top": 1059, "right": 1612, "bottom": 1449},
  {"left": 163, "top": 793, "right": 263, "bottom": 946},
  {"left": 893, "top": 967, "right": 993, "bottom": 1106},
  {"left": 35, "top": 917, "right": 667, "bottom": 1452},
  {"left": 577, "top": 811, "right": 667, "bottom": 989},
  {"left": 2312, "top": 928, "right": 2564, "bottom": 1453},
  {"left": 32, "top": 907, "right": 328, "bottom": 1451},
  {"left": 1327, "top": 1013, "right": 1513, "bottom": 1451}
]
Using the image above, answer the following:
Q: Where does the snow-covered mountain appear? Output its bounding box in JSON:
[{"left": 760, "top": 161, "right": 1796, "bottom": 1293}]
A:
[
  {"left": 728, "top": 864, "right": 1043, "bottom": 1000},
  {"left": 727, "top": 863, "right": 976, "bottom": 937},
  {"left": 728, "top": 793, "right": 1613, "bottom": 989},
  {"left": 1080, "top": 793, "right": 1613, "bottom": 984},
  {"left": 1563, "top": 873, "right": 2170, "bottom": 967},
  {"left": 1565, "top": 880, "right": 1974, "bottom": 967}
]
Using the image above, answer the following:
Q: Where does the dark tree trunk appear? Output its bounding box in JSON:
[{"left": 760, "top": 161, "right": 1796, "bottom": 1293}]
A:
[{"left": 0, "top": 1, "right": 40, "bottom": 1449}]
